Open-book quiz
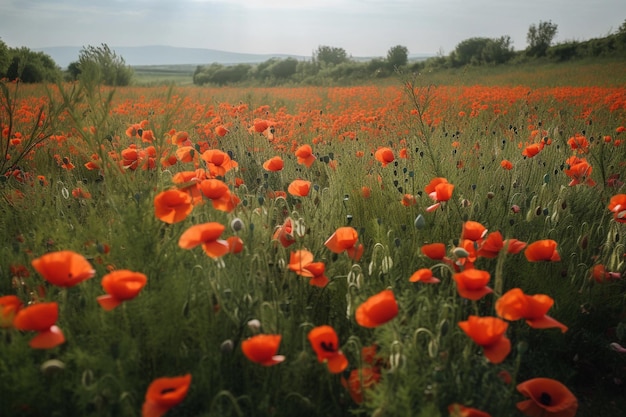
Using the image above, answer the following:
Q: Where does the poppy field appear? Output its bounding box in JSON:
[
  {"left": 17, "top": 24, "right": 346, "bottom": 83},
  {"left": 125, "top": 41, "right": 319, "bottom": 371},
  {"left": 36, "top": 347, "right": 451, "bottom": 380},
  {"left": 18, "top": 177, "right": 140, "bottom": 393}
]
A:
[{"left": 1, "top": 68, "right": 626, "bottom": 417}]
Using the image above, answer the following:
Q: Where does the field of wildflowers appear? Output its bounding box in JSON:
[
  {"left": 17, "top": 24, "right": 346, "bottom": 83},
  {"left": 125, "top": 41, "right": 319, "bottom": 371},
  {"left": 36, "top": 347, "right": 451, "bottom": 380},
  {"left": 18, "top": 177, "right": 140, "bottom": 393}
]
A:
[{"left": 1, "top": 67, "right": 625, "bottom": 417}]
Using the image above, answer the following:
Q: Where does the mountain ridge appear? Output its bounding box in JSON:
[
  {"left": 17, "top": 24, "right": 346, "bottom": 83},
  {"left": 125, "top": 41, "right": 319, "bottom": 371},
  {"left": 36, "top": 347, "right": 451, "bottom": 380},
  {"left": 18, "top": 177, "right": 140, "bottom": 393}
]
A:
[{"left": 34, "top": 45, "right": 434, "bottom": 68}]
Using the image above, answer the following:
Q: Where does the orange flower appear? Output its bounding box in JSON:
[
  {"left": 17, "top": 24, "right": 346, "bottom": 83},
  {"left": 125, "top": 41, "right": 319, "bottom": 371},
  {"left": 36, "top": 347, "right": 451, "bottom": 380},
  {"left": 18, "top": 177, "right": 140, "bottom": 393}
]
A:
[
  {"left": 0, "top": 295, "right": 22, "bottom": 328},
  {"left": 252, "top": 119, "right": 270, "bottom": 133},
  {"left": 564, "top": 156, "right": 595, "bottom": 186},
  {"left": 178, "top": 222, "right": 230, "bottom": 258},
  {"left": 201, "top": 149, "right": 238, "bottom": 177},
  {"left": 516, "top": 378, "right": 577, "bottom": 417},
  {"left": 462, "top": 221, "right": 487, "bottom": 241},
  {"left": 496, "top": 288, "right": 568, "bottom": 333},
  {"left": 421, "top": 243, "right": 446, "bottom": 260},
  {"left": 409, "top": 268, "right": 440, "bottom": 284},
  {"left": 360, "top": 186, "right": 372, "bottom": 199},
  {"left": 226, "top": 236, "right": 244, "bottom": 254},
  {"left": 453, "top": 269, "right": 492, "bottom": 300},
  {"left": 273, "top": 217, "right": 296, "bottom": 248},
  {"left": 210, "top": 189, "right": 240, "bottom": 213},
  {"left": 425, "top": 177, "right": 454, "bottom": 212},
  {"left": 524, "top": 240, "right": 560, "bottom": 262},
  {"left": 324, "top": 226, "right": 362, "bottom": 260},
  {"left": 142, "top": 374, "right": 192, "bottom": 417},
  {"left": 295, "top": 144, "right": 316, "bottom": 168},
  {"left": 199, "top": 178, "right": 229, "bottom": 200},
  {"left": 287, "top": 179, "right": 311, "bottom": 197},
  {"left": 308, "top": 325, "right": 348, "bottom": 373},
  {"left": 458, "top": 315, "right": 510, "bottom": 364},
  {"left": 154, "top": 189, "right": 193, "bottom": 224},
  {"left": 355, "top": 289, "right": 398, "bottom": 328},
  {"left": 448, "top": 403, "right": 492, "bottom": 417},
  {"left": 241, "top": 334, "right": 285, "bottom": 366},
  {"left": 262, "top": 156, "right": 284, "bottom": 172},
  {"left": 215, "top": 125, "right": 229, "bottom": 137},
  {"left": 500, "top": 159, "right": 513, "bottom": 170},
  {"left": 608, "top": 194, "right": 626, "bottom": 223},
  {"left": 175, "top": 146, "right": 197, "bottom": 163},
  {"left": 374, "top": 147, "right": 395, "bottom": 167},
  {"left": 341, "top": 367, "right": 381, "bottom": 404},
  {"left": 287, "top": 249, "right": 328, "bottom": 287},
  {"left": 567, "top": 133, "right": 589, "bottom": 152},
  {"left": 97, "top": 270, "right": 148, "bottom": 311},
  {"left": 477, "top": 231, "right": 504, "bottom": 258},
  {"left": 401, "top": 193, "right": 417, "bottom": 206},
  {"left": 504, "top": 238, "right": 527, "bottom": 254},
  {"left": 522, "top": 143, "right": 544, "bottom": 158},
  {"left": 13, "top": 302, "right": 65, "bottom": 349},
  {"left": 32, "top": 250, "right": 95, "bottom": 288}
]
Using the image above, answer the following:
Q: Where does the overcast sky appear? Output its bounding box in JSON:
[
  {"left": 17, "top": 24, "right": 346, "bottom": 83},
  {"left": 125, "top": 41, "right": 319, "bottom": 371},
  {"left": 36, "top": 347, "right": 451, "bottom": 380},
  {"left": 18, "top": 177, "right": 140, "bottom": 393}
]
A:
[{"left": 1, "top": 0, "right": 623, "bottom": 57}]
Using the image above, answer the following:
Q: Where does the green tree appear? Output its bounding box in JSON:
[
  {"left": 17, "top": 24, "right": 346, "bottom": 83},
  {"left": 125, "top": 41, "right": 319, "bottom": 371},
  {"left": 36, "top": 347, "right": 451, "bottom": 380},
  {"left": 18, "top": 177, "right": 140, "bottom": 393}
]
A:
[
  {"left": 270, "top": 57, "right": 298, "bottom": 79},
  {"left": 0, "top": 38, "right": 9, "bottom": 78},
  {"left": 527, "top": 20, "right": 558, "bottom": 57},
  {"left": 78, "top": 44, "right": 133, "bottom": 86},
  {"left": 386, "top": 45, "right": 409, "bottom": 68},
  {"left": 314, "top": 46, "right": 348, "bottom": 66},
  {"left": 5, "top": 47, "right": 61, "bottom": 82}
]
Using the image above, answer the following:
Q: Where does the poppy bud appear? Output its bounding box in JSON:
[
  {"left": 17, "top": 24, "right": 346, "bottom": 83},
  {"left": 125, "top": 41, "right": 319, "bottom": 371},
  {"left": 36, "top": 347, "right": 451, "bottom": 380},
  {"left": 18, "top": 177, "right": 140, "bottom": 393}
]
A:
[
  {"left": 220, "top": 339, "right": 234, "bottom": 354},
  {"left": 247, "top": 319, "right": 261, "bottom": 333},
  {"left": 230, "top": 218, "right": 244, "bottom": 232}
]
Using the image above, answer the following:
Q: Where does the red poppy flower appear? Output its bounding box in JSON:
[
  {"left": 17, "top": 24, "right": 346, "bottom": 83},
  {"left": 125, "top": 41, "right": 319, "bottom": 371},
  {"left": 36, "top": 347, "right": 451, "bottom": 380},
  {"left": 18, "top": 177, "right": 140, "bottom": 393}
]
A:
[
  {"left": 215, "top": 125, "right": 229, "bottom": 137},
  {"left": 567, "top": 134, "right": 589, "bottom": 152},
  {"left": 462, "top": 221, "right": 487, "bottom": 241},
  {"left": 142, "top": 374, "right": 192, "bottom": 417},
  {"left": 355, "top": 289, "right": 398, "bottom": 328},
  {"left": 374, "top": 147, "right": 395, "bottom": 167},
  {"left": 226, "top": 236, "right": 244, "bottom": 254},
  {"left": 201, "top": 149, "right": 238, "bottom": 177},
  {"left": 154, "top": 189, "right": 193, "bottom": 224},
  {"left": 477, "top": 231, "right": 504, "bottom": 258},
  {"left": 241, "top": 334, "right": 285, "bottom": 366},
  {"left": 262, "top": 156, "right": 284, "bottom": 172},
  {"left": 516, "top": 378, "right": 577, "bottom": 417},
  {"left": 0, "top": 295, "right": 22, "bottom": 328},
  {"left": 496, "top": 288, "right": 568, "bottom": 333},
  {"left": 199, "top": 178, "right": 229, "bottom": 200},
  {"left": 273, "top": 217, "right": 296, "bottom": 248},
  {"left": 341, "top": 367, "right": 381, "bottom": 404},
  {"left": 324, "top": 227, "right": 361, "bottom": 260},
  {"left": 308, "top": 325, "right": 348, "bottom": 373},
  {"left": 504, "top": 239, "right": 527, "bottom": 254},
  {"left": 409, "top": 268, "right": 440, "bottom": 284},
  {"left": 524, "top": 240, "right": 560, "bottom": 262},
  {"left": 295, "top": 144, "right": 316, "bottom": 168},
  {"left": 564, "top": 156, "right": 595, "bottom": 186},
  {"left": 458, "top": 315, "right": 510, "bottom": 364},
  {"left": 211, "top": 189, "right": 241, "bottom": 213},
  {"left": 401, "top": 194, "right": 417, "bottom": 206},
  {"left": 522, "top": 143, "right": 544, "bottom": 158},
  {"left": 178, "top": 222, "right": 230, "bottom": 258},
  {"left": 500, "top": 159, "right": 513, "bottom": 170},
  {"left": 252, "top": 119, "right": 270, "bottom": 133},
  {"left": 13, "top": 302, "right": 65, "bottom": 349},
  {"left": 608, "top": 194, "right": 626, "bottom": 223},
  {"left": 32, "top": 250, "right": 95, "bottom": 288},
  {"left": 421, "top": 242, "right": 446, "bottom": 260},
  {"left": 453, "top": 269, "right": 492, "bottom": 300},
  {"left": 97, "top": 270, "right": 148, "bottom": 311},
  {"left": 448, "top": 403, "right": 492, "bottom": 417},
  {"left": 287, "top": 179, "right": 311, "bottom": 197},
  {"left": 288, "top": 250, "right": 329, "bottom": 287},
  {"left": 425, "top": 177, "right": 454, "bottom": 212}
]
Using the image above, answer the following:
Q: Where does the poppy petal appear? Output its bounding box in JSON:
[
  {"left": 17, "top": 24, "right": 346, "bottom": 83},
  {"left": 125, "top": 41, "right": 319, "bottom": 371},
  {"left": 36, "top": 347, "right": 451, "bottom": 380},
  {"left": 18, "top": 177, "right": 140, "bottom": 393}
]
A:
[{"left": 29, "top": 325, "right": 65, "bottom": 349}]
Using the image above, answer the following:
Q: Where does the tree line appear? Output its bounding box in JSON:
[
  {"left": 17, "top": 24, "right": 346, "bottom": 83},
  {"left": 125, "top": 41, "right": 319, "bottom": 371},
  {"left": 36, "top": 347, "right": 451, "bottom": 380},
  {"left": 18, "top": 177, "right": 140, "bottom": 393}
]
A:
[{"left": 1, "top": 19, "right": 625, "bottom": 86}]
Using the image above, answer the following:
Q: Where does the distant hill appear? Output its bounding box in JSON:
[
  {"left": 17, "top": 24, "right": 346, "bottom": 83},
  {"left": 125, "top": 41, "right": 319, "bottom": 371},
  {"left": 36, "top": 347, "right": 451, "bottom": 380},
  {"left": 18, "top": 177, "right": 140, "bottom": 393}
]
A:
[
  {"left": 35, "top": 45, "right": 309, "bottom": 68},
  {"left": 35, "top": 45, "right": 435, "bottom": 69}
]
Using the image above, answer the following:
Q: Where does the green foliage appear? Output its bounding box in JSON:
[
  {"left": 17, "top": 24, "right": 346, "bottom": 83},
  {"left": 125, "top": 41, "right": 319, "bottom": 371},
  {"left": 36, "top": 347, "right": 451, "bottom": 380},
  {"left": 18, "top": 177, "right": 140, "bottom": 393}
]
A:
[
  {"left": 75, "top": 44, "right": 133, "bottom": 86},
  {"left": 386, "top": 45, "right": 409, "bottom": 68},
  {"left": 5, "top": 47, "right": 61, "bottom": 83},
  {"left": 527, "top": 20, "right": 558, "bottom": 57},
  {"left": 0, "top": 38, "right": 10, "bottom": 77},
  {"left": 314, "top": 45, "right": 349, "bottom": 66},
  {"left": 450, "top": 36, "right": 515, "bottom": 66}
]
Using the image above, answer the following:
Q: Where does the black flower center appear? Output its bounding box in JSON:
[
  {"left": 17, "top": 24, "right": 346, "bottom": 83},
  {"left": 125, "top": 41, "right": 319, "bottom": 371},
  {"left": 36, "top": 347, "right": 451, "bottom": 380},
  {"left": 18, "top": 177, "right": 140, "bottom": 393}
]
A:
[
  {"left": 539, "top": 392, "right": 552, "bottom": 406},
  {"left": 320, "top": 341, "right": 336, "bottom": 352}
]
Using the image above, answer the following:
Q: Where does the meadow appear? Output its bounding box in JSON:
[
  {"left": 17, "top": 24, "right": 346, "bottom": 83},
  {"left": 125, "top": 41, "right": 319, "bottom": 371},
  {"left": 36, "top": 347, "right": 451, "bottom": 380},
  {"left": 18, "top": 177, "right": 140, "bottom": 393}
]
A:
[{"left": 1, "top": 61, "right": 625, "bottom": 417}]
